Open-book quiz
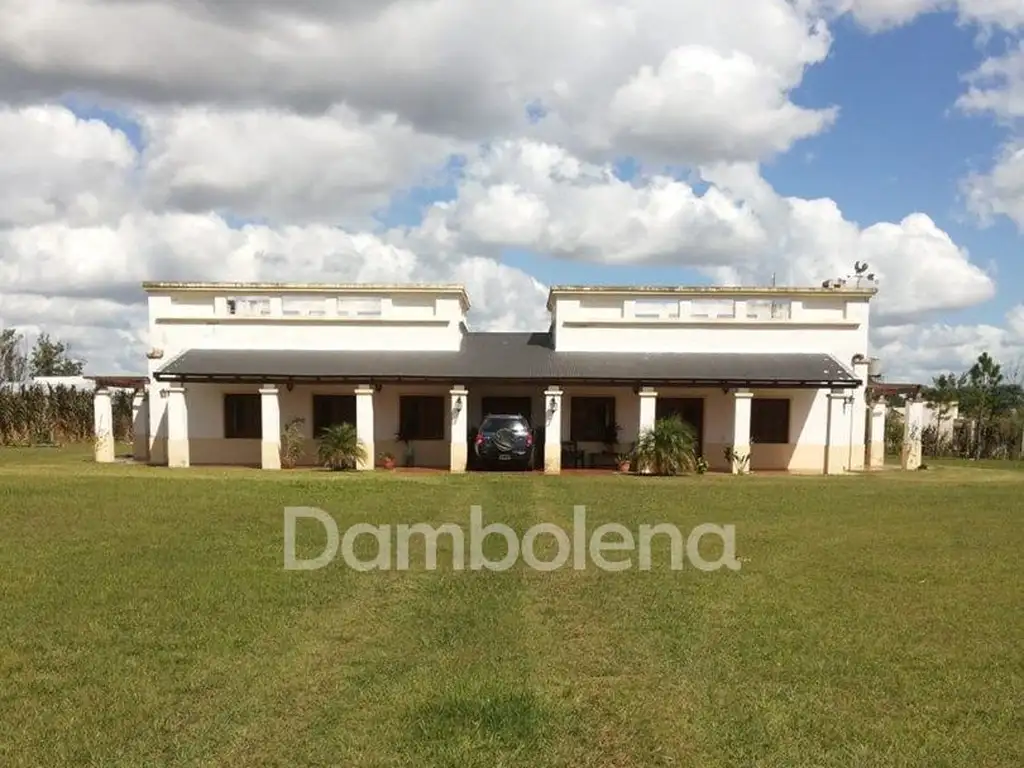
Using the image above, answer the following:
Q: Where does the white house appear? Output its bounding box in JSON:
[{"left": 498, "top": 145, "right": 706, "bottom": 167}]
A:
[{"left": 92, "top": 280, "right": 891, "bottom": 474}]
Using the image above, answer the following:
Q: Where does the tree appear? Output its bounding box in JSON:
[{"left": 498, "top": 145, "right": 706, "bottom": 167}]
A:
[
  {"left": 0, "top": 328, "right": 28, "bottom": 382},
  {"left": 28, "top": 333, "right": 85, "bottom": 377}
]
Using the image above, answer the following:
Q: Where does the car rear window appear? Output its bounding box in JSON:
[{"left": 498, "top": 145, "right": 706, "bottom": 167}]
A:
[{"left": 482, "top": 417, "right": 529, "bottom": 432}]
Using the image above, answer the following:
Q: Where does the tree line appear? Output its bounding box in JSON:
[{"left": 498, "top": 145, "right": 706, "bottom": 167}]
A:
[
  {"left": 886, "top": 352, "right": 1024, "bottom": 460},
  {"left": 1, "top": 328, "right": 85, "bottom": 380},
  {"left": 0, "top": 329, "right": 133, "bottom": 446}
]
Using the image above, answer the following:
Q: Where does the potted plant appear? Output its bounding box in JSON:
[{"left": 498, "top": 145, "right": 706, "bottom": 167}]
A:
[
  {"left": 378, "top": 451, "right": 396, "bottom": 470},
  {"left": 616, "top": 452, "right": 632, "bottom": 473},
  {"left": 724, "top": 445, "right": 751, "bottom": 474},
  {"left": 316, "top": 423, "right": 367, "bottom": 471}
]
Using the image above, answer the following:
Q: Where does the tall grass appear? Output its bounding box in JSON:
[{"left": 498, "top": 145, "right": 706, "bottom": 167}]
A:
[{"left": 0, "top": 385, "right": 134, "bottom": 446}]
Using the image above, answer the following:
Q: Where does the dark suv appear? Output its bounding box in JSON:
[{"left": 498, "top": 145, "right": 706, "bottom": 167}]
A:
[{"left": 473, "top": 414, "right": 535, "bottom": 470}]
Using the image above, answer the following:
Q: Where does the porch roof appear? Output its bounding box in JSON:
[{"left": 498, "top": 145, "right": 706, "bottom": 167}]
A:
[{"left": 154, "top": 333, "right": 860, "bottom": 388}]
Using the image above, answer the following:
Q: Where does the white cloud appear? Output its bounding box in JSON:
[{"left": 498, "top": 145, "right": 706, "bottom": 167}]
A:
[
  {"left": 0, "top": 105, "right": 135, "bottom": 227},
  {"left": 963, "top": 141, "right": 1024, "bottom": 228},
  {"left": 871, "top": 305, "right": 1024, "bottom": 383},
  {"left": 958, "top": 43, "right": 1024, "bottom": 120},
  {"left": 958, "top": 45, "right": 1024, "bottom": 229},
  {"left": 139, "top": 104, "right": 461, "bottom": 225},
  {"left": 428, "top": 141, "right": 766, "bottom": 266},
  {"left": 1007, "top": 304, "right": 1024, "bottom": 339},
  {"left": 605, "top": 45, "right": 837, "bottom": 163},
  {"left": 0, "top": 0, "right": 835, "bottom": 164}
]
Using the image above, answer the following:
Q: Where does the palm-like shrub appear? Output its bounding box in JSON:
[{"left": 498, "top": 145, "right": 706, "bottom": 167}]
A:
[
  {"left": 316, "top": 422, "right": 367, "bottom": 470},
  {"left": 632, "top": 416, "right": 698, "bottom": 475}
]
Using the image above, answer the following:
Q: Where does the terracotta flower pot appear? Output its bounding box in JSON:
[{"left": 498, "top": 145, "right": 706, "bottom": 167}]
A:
[
  {"left": 618, "top": 461, "right": 631, "bottom": 473},
  {"left": 382, "top": 458, "right": 396, "bottom": 470}
]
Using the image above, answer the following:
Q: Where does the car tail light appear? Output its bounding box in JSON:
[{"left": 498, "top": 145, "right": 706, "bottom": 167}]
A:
[
  {"left": 475, "top": 433, "right": 484, "bottom": 446},
  {"left": 525, "top": 433, "right": 533, "bottom": 447}
]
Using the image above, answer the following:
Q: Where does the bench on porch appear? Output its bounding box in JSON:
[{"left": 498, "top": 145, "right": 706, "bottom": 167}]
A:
[{"left": 561, "top": 441, "right": 585, "bottom": 468}]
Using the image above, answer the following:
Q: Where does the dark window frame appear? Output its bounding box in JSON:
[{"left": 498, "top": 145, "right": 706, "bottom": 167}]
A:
[
  {"left": 751, "top": 398, "right": 790, "bottom": 444},
  {"left": 224, "top": 393, "right": 261, "bottom": 439},
  {"left": 655, "top": 397, "right": 705, "bottom": 449},
  {"left": 569, "top": 396, "right": 616, "bottom": 443},
  {"left": 398, "top": 395, "right": 446, "bottom": 441},
  {"left": 312, "top": 394, "right": 357, "bottom": 436}
]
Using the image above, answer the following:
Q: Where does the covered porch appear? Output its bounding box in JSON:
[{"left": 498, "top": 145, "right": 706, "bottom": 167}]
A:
[{"left": 129, "top": 345, "right": 865, "bottom": 474}]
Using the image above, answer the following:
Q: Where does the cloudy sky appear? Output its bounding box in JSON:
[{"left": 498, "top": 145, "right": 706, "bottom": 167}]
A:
[{"left": 0, "top": 0, "right": 1023, "bottom": 381}]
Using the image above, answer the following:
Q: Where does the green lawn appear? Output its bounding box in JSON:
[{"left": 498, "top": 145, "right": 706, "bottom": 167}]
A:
[{"left": 1, "top": 447, "right": 1022, "bottom": 767}]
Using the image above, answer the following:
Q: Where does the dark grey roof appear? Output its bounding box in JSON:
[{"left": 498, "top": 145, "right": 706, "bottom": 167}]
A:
[{"left": 154, "top": 332, "right": 860, "bottom": 387}]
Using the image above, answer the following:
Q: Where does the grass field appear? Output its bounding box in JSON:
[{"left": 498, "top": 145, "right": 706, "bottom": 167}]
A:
[{"left": 1, "top": 447, "right": 1022, "bottom": 767}]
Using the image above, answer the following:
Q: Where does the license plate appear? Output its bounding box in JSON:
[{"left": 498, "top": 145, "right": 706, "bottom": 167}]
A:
[{"left": 499, "top": 454, "right": 512, "bottom": 460}]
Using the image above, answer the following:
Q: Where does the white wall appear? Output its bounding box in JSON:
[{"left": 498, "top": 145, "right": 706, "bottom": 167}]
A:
[
  {"left": 550, "top": 292, "right": 871, "bottom": 367},
  {"left": 146, "top": 288, "right": 467, "bottom": 376}
]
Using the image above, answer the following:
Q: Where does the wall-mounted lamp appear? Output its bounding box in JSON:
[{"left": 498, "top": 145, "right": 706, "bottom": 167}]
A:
[
  {"left": 453, "top": 395, "right": 463, "bottom": 414},
  {"left": 548, "top": 396, "right": 558, "bottom": 411}
]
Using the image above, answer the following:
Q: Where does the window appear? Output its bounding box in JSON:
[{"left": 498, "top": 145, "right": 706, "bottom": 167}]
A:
[
  {"left": 633, "top": 299, "right": 680, "bottom": 318},
  {"left": 399, "top": 395, "right": 445, "bottom": 440},
  {"left": 570, "top": 397, "right": 616, "bottom": 443},
  {"left": 226, "top": 296, "right": 271, "bottom": 316},
  {"left": 656, "top": 398, "right": 704, "bottom": 446},
  {"left": 751, "top": 398, "right": 790, "bottom": 444},
  {"left": 224, "top": 394, "right": 261, "bottom": 439},
  {"left": 313, "top": 395, "right": 357, "bottom": 436},
  {"left": 338, "top": 297, "right": 382, "bottom": 316}
]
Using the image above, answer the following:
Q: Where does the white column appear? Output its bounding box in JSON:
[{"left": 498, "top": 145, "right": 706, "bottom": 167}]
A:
[
  {"left": 355, "top": 385, "right": 375, "bottom": 471},
  {"left": 132, "top": 389, "right": 149, "bottom": 462},
  {"left": 260, "top": 384, "right": 281, "bottom": 470},
  {"left": 93, "top": 387, "right": 115, "bottom": 463},
  {"left": 637, "top": 387, "right": 658, "bottom": 474},
  {"left": 825, "top": 390, "right": 849, "bottom": 475},
  {"left": 869, "top": 401, "right": 886, "bottom": 469},
  {"left": 147, "top": 383, "right": 165, "bottom": 465},
  {"left": 166, "top": 385, "right": 190, "bottom": 468},
  {"left": 450, "top": 386, "right": 468, "bottom": 473},
  {"left": 638, "top": 387, "right": 657, "bottom": 436},
  {"left": 731, "top": 390, "right": 753, "bottom": 474},
  {"left": 850, "top": 360, "right": 870, "bottom": 471},
  {"left": 902, "top": 396, "right": 925, "bottom": 470},
  {"left": 543, "top": 387, "right": 562, "bottom": 474}
]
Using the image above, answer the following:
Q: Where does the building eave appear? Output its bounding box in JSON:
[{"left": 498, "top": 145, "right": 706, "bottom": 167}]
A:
[{"left": 546, "top": 284, "right": 878, "bottom": 311}]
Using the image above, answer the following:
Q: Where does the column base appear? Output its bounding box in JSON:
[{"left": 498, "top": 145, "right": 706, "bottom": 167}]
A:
[
  {"left": 544, "top": 450, "right": 561, "bottom": 474},
  {"left": 261, "top": 441, "right": 282, "bottom": 470},
  {"left": 450, "top": 443, "right": 468, "bottom": 473},
  {"left": 167, "top": 439, "right": 190, "bottom": 468},
  {"left": 95, "top": 434, "right": 115, "bottom": 463},
  {"left": 868, "top": 442, "right": 884, "bottom": 469},
  {"left": 357, "top": 442, "right": 375, "bottom": 471}
]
